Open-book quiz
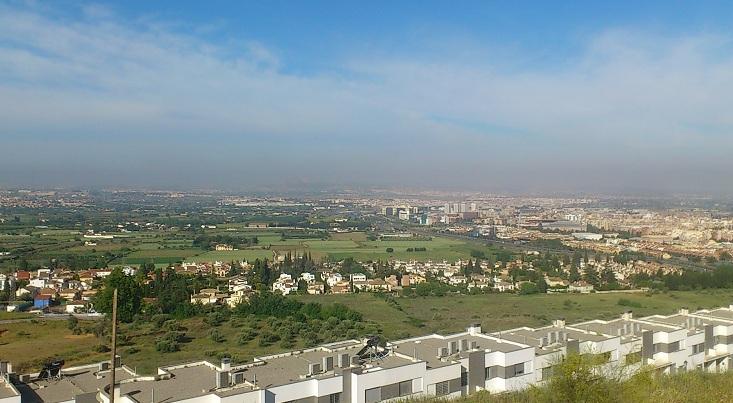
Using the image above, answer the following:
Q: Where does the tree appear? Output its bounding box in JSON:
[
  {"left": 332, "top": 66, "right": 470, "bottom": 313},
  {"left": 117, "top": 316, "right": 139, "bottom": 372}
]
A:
[
  {"left": 537, "top": 277, "right": 548, "bottom": 294},
  {"left": 519, "top": 282, "right": 539, "bottom": 295},
  {"left": 584, "top": 267, "right": 600, "bottom": 288},
  {"left": 93, "top": 268, "right": 143, "bottom": 323},
  {"left": 569, "top": 265, "right": 581, "bottom": 283}
]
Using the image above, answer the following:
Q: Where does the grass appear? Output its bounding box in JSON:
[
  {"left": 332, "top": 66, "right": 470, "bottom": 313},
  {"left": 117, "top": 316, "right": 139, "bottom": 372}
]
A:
[
  {"left": 297, "top": 289, "right": 733, "bottom": 339},
  {"left": 0, "top": 320, "right": 108, "bottom": 373},
  {"left": 190, "top": 249, "right": 273, "bottom": 263},
  {"left": 2, "top": 290, "right": 733, "bottom": 375},
  {"left": 414, "top": 361, "right": 733, "bottom": 403},
  {"left": 2, "top": 227, "right": 496, "bottom": 271}
]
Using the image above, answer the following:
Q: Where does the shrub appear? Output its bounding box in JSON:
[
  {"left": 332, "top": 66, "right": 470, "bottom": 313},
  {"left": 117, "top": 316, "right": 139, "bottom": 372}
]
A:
[
  {"left": 93, "top": 344, "right": 110, "bottom": 353},
  {"left": 237, "top": 328, "right": 258, "bottom": 345},
  {"left": 66, "top": 315, "right": 78, "bottom": 330},
  {"left": 386, "top": 248, "right": 394, "bottom": 253},
  {"left": 258, "top": 331, "right": 280, "bottom": 347},
  {"left": 617, "top": 298, "right": 643, "bottom": 308},
  {"left": 209, "top": 329, "right": 225, "bottom": 343},
  {"left": 155, "top": 331, "right": 185, "bottom": 353}
]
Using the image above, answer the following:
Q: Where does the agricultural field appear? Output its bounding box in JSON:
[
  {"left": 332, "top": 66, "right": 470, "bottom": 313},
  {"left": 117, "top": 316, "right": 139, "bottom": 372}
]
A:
[
  {"left": 3, "top": 290, "right": 733, "bottom": 374},
  {"left": 1, "top": 215, "right": 498, "bottom": 269}
]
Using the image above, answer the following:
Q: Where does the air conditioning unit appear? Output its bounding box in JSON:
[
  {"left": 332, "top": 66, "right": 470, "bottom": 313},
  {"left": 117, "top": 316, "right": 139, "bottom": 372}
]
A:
[
  {"left": 308, "top": 363, "right": 322, "bottom": 376},
  {"left": 232, "top": 372, "right": 245, "bottom": 384},
  {"left": 323, "top": 356, "right": 334, "bottom": 372},
  {"left": 449, "top": 341, "right": 458, "bottom": 354},
  {"left": 216, "top": 371, "right": 229, "bottom": 389}
]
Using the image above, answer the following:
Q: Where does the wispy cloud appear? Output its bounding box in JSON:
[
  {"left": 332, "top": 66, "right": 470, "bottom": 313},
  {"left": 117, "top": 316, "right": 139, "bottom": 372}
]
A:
[{"left": 1, "top": 3, "right": 732, "bottom": 192}]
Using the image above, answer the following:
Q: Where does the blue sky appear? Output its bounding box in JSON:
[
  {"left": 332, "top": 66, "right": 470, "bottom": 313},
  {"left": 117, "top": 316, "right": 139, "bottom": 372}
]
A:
[{"left": 2, "top": 1, "right": 733, "bottom": 193}]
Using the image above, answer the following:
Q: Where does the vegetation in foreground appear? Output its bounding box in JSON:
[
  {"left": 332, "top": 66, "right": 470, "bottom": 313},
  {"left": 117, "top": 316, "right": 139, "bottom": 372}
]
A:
[{"left": 415, "top": 355, "right": 733, "bottom": 403}]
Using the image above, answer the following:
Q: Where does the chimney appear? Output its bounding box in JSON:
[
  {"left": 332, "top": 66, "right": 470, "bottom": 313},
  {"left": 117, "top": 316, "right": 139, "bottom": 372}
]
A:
[
  {"left": 679, "top": 307, "right": 689, "bottom": 316},
  {"left": 467, "top": 323, "right": 482, "bottom": 335},
  {"left": 621, "top": 311, "right": 633, "bottom": 321},
  {"left": 552, "top": 319, "right": 566, "bottom": 328},
  {"left": 221, "top": 358, "right": 231, "bottom": 372}
]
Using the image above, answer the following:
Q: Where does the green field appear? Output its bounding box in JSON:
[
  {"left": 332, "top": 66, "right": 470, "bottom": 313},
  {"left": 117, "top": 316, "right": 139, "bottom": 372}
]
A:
[
  {"left": 296, "top": 289, "right": 733, "bottom": 338},
  {"left": 190, "top": 249, "right": 273, "bottom": 263},
  {"left": 1, "top": 226, "right": 495, "bottom": 270}
]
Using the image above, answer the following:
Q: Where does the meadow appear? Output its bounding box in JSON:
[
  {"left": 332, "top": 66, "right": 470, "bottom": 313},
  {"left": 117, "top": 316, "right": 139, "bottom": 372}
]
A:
[
  {"left": 3, "top": 290, "right": 733, "bottom": 375},
  {"left": 1, "top": 227, "right": 498, "bottom": 270}
]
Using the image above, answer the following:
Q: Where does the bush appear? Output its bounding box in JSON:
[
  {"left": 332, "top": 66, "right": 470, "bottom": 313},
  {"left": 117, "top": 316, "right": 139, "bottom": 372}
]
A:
[
  {"left": 237, "top": 328, "right": 258, "bottom": 345},
  {"left": 67, "top": 315, "right": 78, "bottom": 330},
  {"left": 205, "top": 311, "right": 226, "bottom": 327},
  {"left": 258, "top": 331, "right": 280, "bottom": 347},
  {"left": 209, "top": 329, "right": 225, "bottom": 343},
  {"left": 156, "top": 339, "right": 179, "bottom": 353},
  {"left": 93, "top": 344, "right": 111, "bottom": 353},
  {"left": 386, "top": 248, "right": 394, "bottom": 253},
  {"left": 151, "top": 314, "right": 170, "bottom": 328},
  {"left": 155, "top": 331, "right": 185, "bottom": 353},
  {"left": 617, "top": 298, "right": 643, "bottom": 308}
]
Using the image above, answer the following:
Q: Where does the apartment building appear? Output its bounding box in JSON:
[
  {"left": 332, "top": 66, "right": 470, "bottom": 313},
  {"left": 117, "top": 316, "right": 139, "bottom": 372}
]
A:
[
  {"left": 6, "top": 306, "right": 733, "bottom": 403},
  {"left": 575, "top": 311, "right": 690, "bottom": 374},
  {"left": 493, "top": 319, "right": 621, "bottom": 383},
  {"left": 389, "top": 324, "right": 534, "bottom": 395}
]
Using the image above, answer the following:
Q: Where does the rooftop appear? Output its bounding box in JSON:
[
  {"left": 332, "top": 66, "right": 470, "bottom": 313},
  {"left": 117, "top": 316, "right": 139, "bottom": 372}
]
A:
[{"left": 391, "top": 332, "right": 526, "bottom": 368}]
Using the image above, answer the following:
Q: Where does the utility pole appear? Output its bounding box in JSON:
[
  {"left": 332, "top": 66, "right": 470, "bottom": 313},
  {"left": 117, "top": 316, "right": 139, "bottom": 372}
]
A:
[{"left": 109, "top": 288, "right": 118, "bottom": 403}]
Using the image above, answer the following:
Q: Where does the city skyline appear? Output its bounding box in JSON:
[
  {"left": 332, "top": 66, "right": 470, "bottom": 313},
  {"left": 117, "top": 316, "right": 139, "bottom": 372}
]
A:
[{"left": 2, "top": 1, "right": 733, "bottom": 194}]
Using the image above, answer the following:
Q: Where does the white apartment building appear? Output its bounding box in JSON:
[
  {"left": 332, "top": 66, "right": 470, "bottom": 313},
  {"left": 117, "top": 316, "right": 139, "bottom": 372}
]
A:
[{"left": 6, "top": 306, "right": 733, "bottom": 403}]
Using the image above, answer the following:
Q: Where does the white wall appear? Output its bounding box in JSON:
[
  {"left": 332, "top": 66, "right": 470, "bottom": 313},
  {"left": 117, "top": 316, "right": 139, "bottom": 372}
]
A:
[{"left": 351, "top": 362, "right": 426, "bottom": 403}]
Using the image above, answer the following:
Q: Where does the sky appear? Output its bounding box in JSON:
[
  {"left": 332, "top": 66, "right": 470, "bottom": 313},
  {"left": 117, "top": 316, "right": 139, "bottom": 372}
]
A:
[{"left": 2, "top": 1, "right": 733, "bottom": 194}]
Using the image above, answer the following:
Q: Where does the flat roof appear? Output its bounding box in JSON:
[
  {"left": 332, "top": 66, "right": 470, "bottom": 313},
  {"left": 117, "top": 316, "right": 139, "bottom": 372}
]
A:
[
  {"left": 704, "top": 309, "right": 733, "bottom": 321},
  {"left": 644, "top": 314, "right": 732, "bottom": 331},
  {"left": 233, "top": 340, "right": 414, "bottom": 389},
  {"left": 391, "top": 333, "right": 526, "bottom": 368},
  {"left": 121, "top": 364, "right": 219, "bottom": 402},
  {"left": 0, "top": 380, "right": 19, "bottom": 399},
  {"left": 492, "top": 325, "right": 612, "bottom": 356},
  {"left": 19, "top": 367, "right": 135, "bottom": 403},
  {"left": 573, "top": 318, "right": 679, "bottom": 341}
]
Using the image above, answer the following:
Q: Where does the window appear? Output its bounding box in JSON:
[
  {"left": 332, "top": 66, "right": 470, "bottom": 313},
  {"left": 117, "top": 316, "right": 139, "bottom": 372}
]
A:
[
  {"left": 329, "top": 393, "right": 341, "bottom": 403},
  {"left": 668, "top": 341, "right": 680, "bottom": 353},
  {"left": 398, "top": 380, "right": 412, "bottom": 397},
  {"left": 435, "top": 381, "right": 450, "bottom": 396},
  {"left": 365, "top": 387, "right": 381, "bottom": 403},
  {"left": 512, "top": 363, "right": 525, "bottom": 377},
  {"left": 692, "top": 343, "right": 705, "bottom": 354},
  {"left": 460, "top": 371, "right": 468, "bottom": 386},
  {"left": 626, "top": 351, "right": 642, "bottom": 364},
  {"left": 541, "top": 366, "right": 554, "bottom": 380},
  {"left": 653, "top": 343, "right": 661, "bottom": 354},
  {"left": 485, "top": 366, "right": 497, "bottom": 380}
]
